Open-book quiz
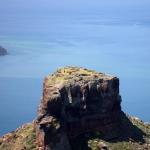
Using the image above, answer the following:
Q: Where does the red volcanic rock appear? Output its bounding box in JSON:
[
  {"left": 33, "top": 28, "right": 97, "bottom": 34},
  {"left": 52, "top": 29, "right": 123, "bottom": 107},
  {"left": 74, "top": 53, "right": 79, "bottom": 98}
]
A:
[{"left": 35, "top": 67, "right": 122, "bottom": 150}]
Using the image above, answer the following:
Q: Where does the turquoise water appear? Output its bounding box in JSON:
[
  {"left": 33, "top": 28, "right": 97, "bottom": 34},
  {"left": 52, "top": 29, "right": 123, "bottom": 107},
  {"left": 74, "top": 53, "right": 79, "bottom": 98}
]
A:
[{"left": 0, "top": 3, "right": 150, "bottom": 135}]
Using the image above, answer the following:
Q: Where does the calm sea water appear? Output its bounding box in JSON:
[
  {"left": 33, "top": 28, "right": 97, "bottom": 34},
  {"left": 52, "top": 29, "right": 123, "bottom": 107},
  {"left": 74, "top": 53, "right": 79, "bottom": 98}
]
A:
[{"left": 0, "top": 3, "right": 150, "bottom": 135}]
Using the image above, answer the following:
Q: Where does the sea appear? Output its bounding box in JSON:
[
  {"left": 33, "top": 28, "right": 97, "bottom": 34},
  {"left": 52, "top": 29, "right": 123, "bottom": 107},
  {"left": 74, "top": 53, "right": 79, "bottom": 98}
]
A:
[{"left": 0, "top": 0, "right": 150, "bottom": 136}]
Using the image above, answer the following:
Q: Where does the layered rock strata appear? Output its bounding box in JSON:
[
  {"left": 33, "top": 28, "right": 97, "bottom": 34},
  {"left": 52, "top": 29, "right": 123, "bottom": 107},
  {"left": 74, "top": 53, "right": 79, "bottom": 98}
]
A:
[{"left": 35, "top": 67, "right": 122, "bottom": 150}]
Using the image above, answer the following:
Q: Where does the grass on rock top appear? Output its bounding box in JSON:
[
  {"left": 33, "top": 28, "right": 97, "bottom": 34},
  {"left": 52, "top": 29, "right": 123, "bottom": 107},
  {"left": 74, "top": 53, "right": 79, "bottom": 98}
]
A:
[{"left": 45, "top": 66, "right": 113, "bottom": 85}]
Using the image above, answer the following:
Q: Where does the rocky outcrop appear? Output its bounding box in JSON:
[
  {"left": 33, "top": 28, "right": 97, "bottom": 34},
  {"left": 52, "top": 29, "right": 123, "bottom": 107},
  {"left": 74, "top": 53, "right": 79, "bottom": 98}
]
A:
[
  {"left": 35, "top": 66, "right": 122, "bottom": 150},
  {"left": 0, "top": 66, "right": 150, "bottom": 150},
  {"left": 0, "top": 46, "right": 7, "bottom": 56}
]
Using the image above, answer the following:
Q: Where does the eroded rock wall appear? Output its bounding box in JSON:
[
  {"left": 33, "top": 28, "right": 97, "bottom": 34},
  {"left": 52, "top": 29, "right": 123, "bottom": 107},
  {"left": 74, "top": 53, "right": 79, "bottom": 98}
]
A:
[{"left": 35, "top": 67, "right": 122, "bottom": 150}]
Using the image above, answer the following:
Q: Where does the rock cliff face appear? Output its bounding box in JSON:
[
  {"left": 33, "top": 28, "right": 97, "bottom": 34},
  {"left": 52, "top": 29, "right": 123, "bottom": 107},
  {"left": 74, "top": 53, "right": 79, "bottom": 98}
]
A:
[
  {"left": 35, "top": 67, "right": 122, "bottom": 150},
  {"left": 0, "top": 46, "right": 7, "bottom": 56},
  {"left": 0, "top": 66, "right": 150, "bottom": 150}
]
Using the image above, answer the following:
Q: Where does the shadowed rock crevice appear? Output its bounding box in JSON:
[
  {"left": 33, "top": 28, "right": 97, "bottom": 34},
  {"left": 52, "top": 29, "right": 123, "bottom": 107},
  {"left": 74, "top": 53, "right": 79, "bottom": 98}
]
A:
[
  {"left": 118, "top": 112, "right": 146, "bottom": 143},
  {"left": 71, "top": 112, "right": 146, "bottom": 150}
]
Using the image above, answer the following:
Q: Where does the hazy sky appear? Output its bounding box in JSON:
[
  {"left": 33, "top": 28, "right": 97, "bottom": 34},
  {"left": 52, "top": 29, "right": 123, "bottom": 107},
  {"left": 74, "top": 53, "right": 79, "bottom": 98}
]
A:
[{"left": 0, "top": 0, "right": 150, "bottom": 16}]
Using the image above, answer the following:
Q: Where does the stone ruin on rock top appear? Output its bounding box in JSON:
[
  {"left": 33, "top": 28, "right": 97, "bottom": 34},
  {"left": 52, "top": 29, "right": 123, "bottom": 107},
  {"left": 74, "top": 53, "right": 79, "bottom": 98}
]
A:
[{"left": 35, "top": 66, "right": 122, "bottom": 150}]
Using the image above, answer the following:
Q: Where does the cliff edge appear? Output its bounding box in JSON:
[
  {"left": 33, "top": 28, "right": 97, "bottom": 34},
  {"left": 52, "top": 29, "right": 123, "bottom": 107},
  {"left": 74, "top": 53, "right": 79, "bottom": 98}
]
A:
[
  {"left": 36, "top": 66, "right": 122, "bottom": 150},
  {"left": 0, "top": 67, "right": 150, "bottom": 150}
]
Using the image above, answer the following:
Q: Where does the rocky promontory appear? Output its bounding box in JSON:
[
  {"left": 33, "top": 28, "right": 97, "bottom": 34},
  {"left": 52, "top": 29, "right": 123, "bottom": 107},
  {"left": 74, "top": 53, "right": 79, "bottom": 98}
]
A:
[
  {"left": 0, "top": 67, "right": 150, "bottom": 150},
  {"left": 0, "top": 46, "right": 7, "bottom": 56},
  {"left": 36, "top": 66, "right": 122, "bottom": 150}
]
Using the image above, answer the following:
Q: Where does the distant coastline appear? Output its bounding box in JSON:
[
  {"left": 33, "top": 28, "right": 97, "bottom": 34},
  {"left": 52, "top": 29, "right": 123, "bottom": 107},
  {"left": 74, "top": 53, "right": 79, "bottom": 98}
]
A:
[{"left": 0, "top": 46, "right": 7, "bottom": 56}]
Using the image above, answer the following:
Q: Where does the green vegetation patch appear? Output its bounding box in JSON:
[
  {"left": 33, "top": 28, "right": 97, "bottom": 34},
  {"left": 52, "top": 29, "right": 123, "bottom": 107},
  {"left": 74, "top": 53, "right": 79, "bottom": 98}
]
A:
[
  {"left": 46, "top": 66, "right": 111, "bottom": 86},
  {"left": 0, "top": 123, "right": 36, "bottom": 150}
]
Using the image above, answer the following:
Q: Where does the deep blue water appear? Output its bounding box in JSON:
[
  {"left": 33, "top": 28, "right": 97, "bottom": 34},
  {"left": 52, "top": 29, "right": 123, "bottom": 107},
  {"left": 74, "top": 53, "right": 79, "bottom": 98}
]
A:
[
  {"left": 0, "top": 1, "right": 150, "bottom": 136},
  {"left": 0, "top": 77, "right": 42, "bottom": 136}
]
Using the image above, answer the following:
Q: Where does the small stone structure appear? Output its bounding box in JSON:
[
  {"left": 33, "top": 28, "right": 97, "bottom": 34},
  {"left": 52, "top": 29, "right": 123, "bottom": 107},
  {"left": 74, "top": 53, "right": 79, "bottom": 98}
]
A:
[{"left": 35, "top": 67, "right": 122, "bottom": 150}]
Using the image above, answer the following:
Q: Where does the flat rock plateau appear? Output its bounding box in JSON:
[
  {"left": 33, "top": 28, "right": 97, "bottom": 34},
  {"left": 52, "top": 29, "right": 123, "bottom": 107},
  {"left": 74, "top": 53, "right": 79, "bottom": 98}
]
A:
[{"left": 0, "top": 67, "right": 150, "bottom": 150}]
